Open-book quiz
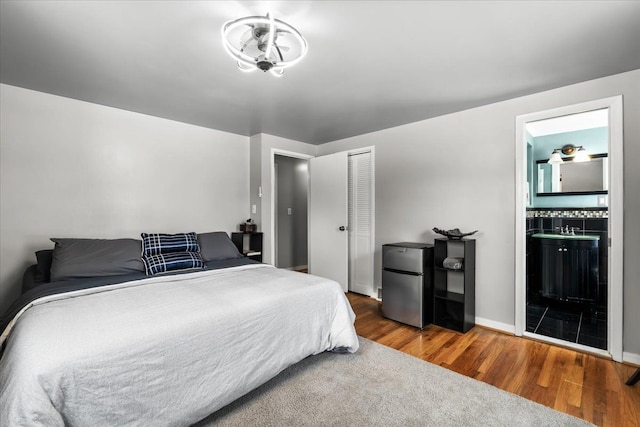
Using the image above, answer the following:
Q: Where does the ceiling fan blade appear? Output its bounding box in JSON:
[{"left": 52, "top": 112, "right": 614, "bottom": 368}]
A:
[
  {"left": 273, "top": 45, "right": 285, "bottom": 61},
  {"left": 239, "top": 28, "right": 255, "bottom": 45}
]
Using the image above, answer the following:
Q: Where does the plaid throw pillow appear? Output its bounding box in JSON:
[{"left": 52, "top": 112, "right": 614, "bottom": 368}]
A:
[
  {"left": 141, "top": 232, "right": 199, "bottom": 256},
  {"left": 142, "top": 251, "right": 204, "bottom": 276}
]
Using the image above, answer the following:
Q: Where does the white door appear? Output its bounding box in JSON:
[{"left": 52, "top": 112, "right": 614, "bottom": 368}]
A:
[
  {"left": 348, "top": 152, "right": 373, "bottom": 295},
  {"left": 309, "top": 152, "right": 348, "bottom": 292}
]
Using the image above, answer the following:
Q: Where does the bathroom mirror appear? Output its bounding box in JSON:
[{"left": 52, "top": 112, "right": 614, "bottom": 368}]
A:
[{"left": 536, "top": 153, "right": 608, "bottom": 196}]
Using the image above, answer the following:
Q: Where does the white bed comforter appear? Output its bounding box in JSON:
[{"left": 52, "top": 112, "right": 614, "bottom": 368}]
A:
[{"left": 0, "top": 264, "right": 359, "bottom": 426}]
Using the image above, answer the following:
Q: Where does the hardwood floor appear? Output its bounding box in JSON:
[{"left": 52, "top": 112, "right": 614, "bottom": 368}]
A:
[{"left": 347, "top": 292, "right": 640, "bottom": 427}]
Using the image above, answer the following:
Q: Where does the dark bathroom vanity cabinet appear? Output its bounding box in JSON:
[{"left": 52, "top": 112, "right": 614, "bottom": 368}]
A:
[{"left": 533, "top": 234, "right": 599, "bottom": 303}]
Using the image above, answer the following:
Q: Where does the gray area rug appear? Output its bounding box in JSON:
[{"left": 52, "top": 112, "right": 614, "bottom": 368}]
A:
[{"left": 195, "top": 337, "right": 591, "bottom": 426}]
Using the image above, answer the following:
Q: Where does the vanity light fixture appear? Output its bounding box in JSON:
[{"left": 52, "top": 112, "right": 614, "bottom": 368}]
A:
[
  {"left": 221, "top": 12, "right": 308, "bottom": 76},
  {"left": 547, "top": 144, "right": 590, "bottom": 164}
]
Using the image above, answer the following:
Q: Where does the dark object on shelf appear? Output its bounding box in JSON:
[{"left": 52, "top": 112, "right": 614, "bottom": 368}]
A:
[
  {"left": 432, "top": 228, "right": 478, "bottom": 240},
  {"left": 433, "top": 238, "right": 475, "bottom": 333},
  {"left": 381, "top": 242, "right": 434, "bottom": 328},
  {"left": 231, "top": 232, "right": 263, "bottom": 262},
  {"left": 627, "top": 367, "right": 640, "bottom": 386},
  {"left": 240, "top": 219, "right": 257, "bottom": 232}
]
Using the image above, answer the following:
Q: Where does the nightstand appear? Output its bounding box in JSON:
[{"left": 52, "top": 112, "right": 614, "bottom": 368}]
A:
[{"left": 231, "top": 232, "right": 263, "bottom": 262}]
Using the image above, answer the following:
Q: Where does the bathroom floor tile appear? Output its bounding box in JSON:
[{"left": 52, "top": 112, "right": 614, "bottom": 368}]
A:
[
  {"left": 579, "top": 317, "right": 607, "bottom": 349},
  {"left": 535, "top": 308, "right": 580, "bottom": 342},
  {"left": 535, "top": 325, "right": 578, "bottom": 343},
  {"left": 577, "top": 334, "right": 606, "bottom": 350},
  {"left": 545, "top": 307, "right": 582, "bottom": 322},
  {"left": 590, "top": 310, "right": 608, "bottom": 321},
  {"left": 525, "top": 304, "right": 546, "bottom": 332},
  {"left": 525, "top": 302, "right": 608, "bottom": 350}
]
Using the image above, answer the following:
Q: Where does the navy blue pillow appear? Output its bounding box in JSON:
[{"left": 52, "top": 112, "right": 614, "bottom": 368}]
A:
[
  {"left": 141, "top": 232, "right": 199, "bottom": 256},
  {"left": 142, "top": 251, "right": 204, "bottom": 276}
]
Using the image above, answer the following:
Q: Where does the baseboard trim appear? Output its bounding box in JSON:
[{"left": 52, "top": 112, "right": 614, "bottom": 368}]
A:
[
  {"left": 474, "top": 320, "right": 640, "bottom": 365},
  {"left": 475, "top": 317, "right": 515, "bottom": 335},
  {"left": 623, "top": 351, "right": 640, "bottom": 366},
  {"left": 286, "top": 265, "right": 308, "bottom": 271}
]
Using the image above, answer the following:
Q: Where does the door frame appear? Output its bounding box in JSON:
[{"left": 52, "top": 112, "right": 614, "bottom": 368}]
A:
[
  {"left": 271, "top": 147, "right": 376, "bottom": 297},
  {"left": 270, "top": 149, "right": 313, "bottom": 268},
  {"left": 514, "top": 96, "right": 623, "bottom": 361}
]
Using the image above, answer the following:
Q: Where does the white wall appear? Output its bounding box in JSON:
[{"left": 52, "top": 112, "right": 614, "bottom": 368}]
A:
[
  {"left": 0, "top": 84, "right": 249, "bottom": 313},
  {"left": 318, "top": 69, "right": 640, "bottom": 355}
]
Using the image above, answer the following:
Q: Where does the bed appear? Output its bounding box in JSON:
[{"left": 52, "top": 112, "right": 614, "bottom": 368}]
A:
[{"left": 0, "top": 232, "right": 359, "bottom": 426}]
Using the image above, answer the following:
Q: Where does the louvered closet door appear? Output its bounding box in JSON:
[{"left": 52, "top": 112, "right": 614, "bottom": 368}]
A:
[{"left": 348, "top": 152, "right": 373, "bottom": 295}]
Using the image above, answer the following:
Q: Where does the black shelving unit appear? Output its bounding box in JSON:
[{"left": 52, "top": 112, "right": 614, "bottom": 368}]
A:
[
  {"left": 231, "top": 232, "right": 263, "bottom": 262},
  {"left": 433, "top": 238, "right": 475, "bottom": 333}
]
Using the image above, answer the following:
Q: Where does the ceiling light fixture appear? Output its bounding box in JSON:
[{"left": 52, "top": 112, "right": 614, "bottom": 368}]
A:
[
  {"left": 547, "top": 144, "right": 591, "bottom": 164},
  {"left": 222, "top": 13, "right": 308, "bottom": 76}
]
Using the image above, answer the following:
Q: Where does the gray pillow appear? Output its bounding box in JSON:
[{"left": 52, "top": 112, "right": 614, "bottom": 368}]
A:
[
  {"left": 198, "top": 232, "right": 243, "bottom": 261},
  {"left": 50, "top": 238, "right": 145, "bottom": 282}
]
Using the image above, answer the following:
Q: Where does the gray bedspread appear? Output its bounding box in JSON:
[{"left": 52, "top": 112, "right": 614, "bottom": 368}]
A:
[{"left": 0, "top": 264, "right": 359, "bottom": 426}]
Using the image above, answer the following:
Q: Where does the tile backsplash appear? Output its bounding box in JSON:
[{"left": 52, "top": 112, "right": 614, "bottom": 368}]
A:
[{"left": 526, "top": 209, "right": 608, "bottom": 219}]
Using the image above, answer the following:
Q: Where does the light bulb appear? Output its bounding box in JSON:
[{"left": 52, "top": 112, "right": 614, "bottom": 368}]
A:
[
  {"left": 573, "top": 147, "right": 590, "bottom": 162},
  {"left": 548, "top": 150, "right": 564, "bottom": 164}
]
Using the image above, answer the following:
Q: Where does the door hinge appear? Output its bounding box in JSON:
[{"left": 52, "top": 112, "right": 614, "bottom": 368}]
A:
[{"left": 608, "top": 237, "right": 612, "bottom": 247}]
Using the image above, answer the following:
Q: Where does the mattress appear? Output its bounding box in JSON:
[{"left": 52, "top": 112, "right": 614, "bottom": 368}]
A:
[{"left": 0, "top": 263, "right": 359, "bottom": 426}]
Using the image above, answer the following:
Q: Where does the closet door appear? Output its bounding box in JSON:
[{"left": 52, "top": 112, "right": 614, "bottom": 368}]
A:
[
  {"left": 348, "top": 151, "right": 373, "bottom": 295},
  {"left": 309, "top": 152, "right": 348, "bottom": 292}
]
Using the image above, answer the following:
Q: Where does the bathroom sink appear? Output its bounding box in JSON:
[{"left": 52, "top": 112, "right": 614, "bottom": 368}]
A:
[{"left": 532, "top": 233, "right": 600, "bottom": 241}]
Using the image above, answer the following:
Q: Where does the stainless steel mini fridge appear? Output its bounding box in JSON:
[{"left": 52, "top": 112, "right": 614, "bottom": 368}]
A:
[{"left": 382, "top": 242, "right": 434, "bottom": 328}]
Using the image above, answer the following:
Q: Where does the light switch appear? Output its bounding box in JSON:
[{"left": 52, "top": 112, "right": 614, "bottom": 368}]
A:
[
  {"left": 287, "top": 208, "right": 292, "bottom": 215},
  {"left": 252, "top": 204, "right": 256, "bottom": 214}
]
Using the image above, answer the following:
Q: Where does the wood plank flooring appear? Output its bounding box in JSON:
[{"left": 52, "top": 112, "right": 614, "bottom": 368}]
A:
[{"left": 347, "top": 292, "right": 640, "bottom": 427}]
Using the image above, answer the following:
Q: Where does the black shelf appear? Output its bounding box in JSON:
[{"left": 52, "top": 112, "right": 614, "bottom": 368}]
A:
[
  {"left": 433, "top": 238, "right": 475, "bottom": 333},
  {"left": 433, "top": 312, "right": 463, "bottom": 332},
  {"left": 434, "top": 289, "right": 464, "bottom": 304},
  {"left": 435, "top": 266, "right": 465, "bottom": 272}
]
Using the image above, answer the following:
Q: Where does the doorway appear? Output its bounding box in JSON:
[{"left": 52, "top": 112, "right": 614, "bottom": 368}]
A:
[
  {"left": 274, "top": 154, "right": 309, "bottom": 270},
  {"left": 515, "top": 96, "right": 623, "bottom": 361},
  {"left": 308, "top": 148, "right": 375, "bottom": 296}
]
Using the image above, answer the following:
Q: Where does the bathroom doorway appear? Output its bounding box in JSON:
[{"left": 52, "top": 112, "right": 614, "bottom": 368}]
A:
[
  {"left": 274, "top": 154, "right": 309, "bottom": 271},
  {"left": 515, "top": 97, "right": 623, "bottom": 361}
]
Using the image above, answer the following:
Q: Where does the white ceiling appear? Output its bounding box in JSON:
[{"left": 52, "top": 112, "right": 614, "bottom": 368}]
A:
[
  {"left": 526, "top": 109, "right": 609, "bottom": 137},
  {"left": 1, "top": 1, "right": 639, "bottom": 144}
]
